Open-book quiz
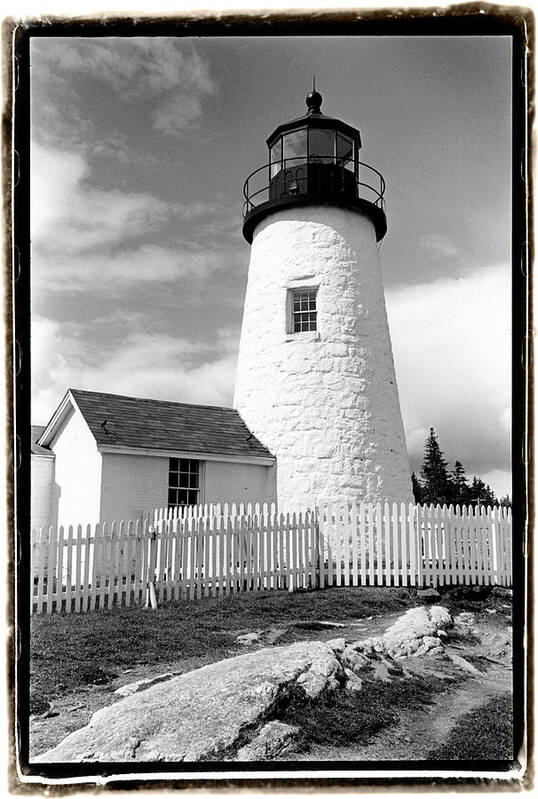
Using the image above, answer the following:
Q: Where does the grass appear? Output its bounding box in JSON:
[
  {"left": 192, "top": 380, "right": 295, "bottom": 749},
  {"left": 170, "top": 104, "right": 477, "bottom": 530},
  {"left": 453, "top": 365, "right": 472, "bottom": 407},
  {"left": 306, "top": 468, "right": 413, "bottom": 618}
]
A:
[
  {"left": 274, "top": 675, "right": 443, "bottom": 750},
  {"left": 30, "top": 586, "right": 418, "bottom": 703},
  {"left": 438, "top": 585, "right": 512, "bottom": 616},
  {"left": 427, "top": 693, "right": 514, "bottom": 761}
]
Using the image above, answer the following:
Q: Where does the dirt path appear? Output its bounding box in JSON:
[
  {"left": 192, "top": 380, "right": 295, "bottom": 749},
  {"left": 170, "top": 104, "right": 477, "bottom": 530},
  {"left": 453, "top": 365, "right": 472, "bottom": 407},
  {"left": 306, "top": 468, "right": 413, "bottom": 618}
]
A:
[{"left": 289, "top": 658, "right": 511, "bottom": 761}]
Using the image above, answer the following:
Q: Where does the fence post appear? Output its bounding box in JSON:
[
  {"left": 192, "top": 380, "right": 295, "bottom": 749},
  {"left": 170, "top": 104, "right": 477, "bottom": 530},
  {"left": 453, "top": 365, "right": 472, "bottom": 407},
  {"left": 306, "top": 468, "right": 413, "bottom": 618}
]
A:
[
  {"left": 313, "top": 507, "right": 320, "bottom": 589},
  {"left": 145, "top": 525, "right": 158, "bottom": 609}
]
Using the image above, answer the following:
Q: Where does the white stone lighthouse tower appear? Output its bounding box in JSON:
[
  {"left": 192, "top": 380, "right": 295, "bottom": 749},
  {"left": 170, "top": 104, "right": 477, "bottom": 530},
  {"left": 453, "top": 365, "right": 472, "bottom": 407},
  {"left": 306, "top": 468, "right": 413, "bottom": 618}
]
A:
[{"left": 234, "top": 89, "right": 413, "bottom": 509}]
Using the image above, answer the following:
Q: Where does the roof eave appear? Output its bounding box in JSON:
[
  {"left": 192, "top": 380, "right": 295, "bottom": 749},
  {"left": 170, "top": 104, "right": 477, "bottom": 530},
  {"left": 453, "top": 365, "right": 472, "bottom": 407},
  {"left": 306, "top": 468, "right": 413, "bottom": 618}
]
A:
[
  {"left": 37, "top": 389, "right": 94, "bottom": 448},
  {"left": 266, "top": 116, "right": 362, "bottom": 148},
  {"left": 31, "top": 448, "right": 55, "bottom": 458},
  {"left": 97, "top": 442, "right": 276, "bottom": 466},
  {"left": 37, "top": 389, "right": 74, "bottom": 447}
]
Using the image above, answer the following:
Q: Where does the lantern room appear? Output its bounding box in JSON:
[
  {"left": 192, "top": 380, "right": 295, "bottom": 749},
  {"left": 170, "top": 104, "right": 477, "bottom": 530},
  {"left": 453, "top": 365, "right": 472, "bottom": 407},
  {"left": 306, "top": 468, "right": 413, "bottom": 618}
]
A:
[{"left": 242, "top": 89, "right": 387, "bottom": 243}]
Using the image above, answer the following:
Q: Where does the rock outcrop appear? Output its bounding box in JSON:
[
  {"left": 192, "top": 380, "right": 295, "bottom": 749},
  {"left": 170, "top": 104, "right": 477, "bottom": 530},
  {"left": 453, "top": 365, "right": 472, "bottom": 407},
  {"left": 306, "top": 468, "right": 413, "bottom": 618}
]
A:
[
  {"left": 235, "top": 721, "right": 300, "bottom": 761},
  {"left": 34, "top": 641, "right": 344, "bottom": 763},
  {"left": 34, "top": 606, "right": 457, "bottom": 764},
  {"left": 350, "top": 606, "right": 452, "bottom": 659}
]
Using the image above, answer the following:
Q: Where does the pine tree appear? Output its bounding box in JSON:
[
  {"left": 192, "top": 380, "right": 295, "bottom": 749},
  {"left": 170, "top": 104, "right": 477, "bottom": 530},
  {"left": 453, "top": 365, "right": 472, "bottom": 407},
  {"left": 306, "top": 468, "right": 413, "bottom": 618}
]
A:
[
  {"left": 468, "top": 477, "right": 496, "bottom": 508},
  {"left": 420, "top": 427, "right": 451, "bottom": 505},
  {"left": 451, "top": 460, "right": 469, "bottom": 506},
  {"left": 416, "top": 424, "right": 508, "bottom": 508}
]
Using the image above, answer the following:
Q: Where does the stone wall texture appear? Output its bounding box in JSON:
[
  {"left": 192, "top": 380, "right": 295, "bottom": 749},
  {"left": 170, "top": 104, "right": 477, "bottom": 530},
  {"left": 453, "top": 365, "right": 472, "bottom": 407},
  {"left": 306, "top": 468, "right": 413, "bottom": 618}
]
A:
[{"left": 233, "top": 204, "right": 413, "bottom": 509}]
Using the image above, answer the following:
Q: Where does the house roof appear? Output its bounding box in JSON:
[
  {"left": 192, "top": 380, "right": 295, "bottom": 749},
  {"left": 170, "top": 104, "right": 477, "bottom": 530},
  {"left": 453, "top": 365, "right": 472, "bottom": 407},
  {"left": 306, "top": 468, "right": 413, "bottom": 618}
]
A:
[
  {"left": 42, "top": 389, "right": 274, "bottom": 461},
  {"left": 32, "top": 425, "right": 53, "bottom": 457}
]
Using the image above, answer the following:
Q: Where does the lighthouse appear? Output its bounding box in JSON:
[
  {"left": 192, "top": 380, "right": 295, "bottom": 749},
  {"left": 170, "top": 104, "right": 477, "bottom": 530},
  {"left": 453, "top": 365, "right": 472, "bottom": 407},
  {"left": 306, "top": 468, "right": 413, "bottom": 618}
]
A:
[{"left": 234, "top": 88, "right": 413, "bottom": 510}]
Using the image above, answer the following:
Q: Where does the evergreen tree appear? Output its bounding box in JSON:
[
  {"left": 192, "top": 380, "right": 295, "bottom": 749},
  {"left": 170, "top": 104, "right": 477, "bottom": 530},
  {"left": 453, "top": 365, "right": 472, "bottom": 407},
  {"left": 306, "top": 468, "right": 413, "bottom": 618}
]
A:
[
  {"left": 416, "top": 424, "right": 509, "bottom": 508},
  {"left": 483, "top": 484, "right": 496, "bottom": 506},
  {"left": 468, "top": 477, "right": 496, "bottom": 508},
  {"left": 420, "top": 427, "right": 451, "bottom": 505},
  {"left": 411, "top": 472, "right": 423, "bottom": 504},
  {"left": 451, "top": 460, "right": 469, "bottom": 506}
]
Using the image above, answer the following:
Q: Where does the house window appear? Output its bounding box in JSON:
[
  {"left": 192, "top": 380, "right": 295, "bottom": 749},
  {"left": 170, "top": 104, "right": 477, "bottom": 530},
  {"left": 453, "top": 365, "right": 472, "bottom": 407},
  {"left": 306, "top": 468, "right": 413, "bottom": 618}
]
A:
[
  {"left": 168, "top": 458, "right": 200, "bottom": 507},
  {"left": 290, "top": 288, "right": 317, "bottom": 332}
]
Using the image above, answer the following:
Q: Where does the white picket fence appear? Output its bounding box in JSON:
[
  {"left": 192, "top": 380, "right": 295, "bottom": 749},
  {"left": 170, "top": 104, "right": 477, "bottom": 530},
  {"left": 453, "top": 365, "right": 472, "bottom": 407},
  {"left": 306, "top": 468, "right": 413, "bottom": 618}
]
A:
[{"left": 30, "top": 501, "right": 512, "bottom": 615}]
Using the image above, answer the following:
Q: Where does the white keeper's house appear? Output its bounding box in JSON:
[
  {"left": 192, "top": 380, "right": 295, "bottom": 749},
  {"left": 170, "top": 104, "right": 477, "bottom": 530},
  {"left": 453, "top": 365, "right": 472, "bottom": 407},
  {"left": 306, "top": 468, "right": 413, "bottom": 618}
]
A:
[
  {"left": 32, "top": 88, "right": 413, "bottom": 528},
  {"left": 32, "top": 389, "right": 276, "bottom": 529}
]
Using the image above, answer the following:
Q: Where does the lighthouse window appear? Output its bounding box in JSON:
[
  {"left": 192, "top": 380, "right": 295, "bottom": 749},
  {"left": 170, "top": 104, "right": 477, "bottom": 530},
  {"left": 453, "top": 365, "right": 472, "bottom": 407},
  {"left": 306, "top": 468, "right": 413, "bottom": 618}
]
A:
[
  {"left": 308, "top": 128, "right": 334, "bottom": 164},
  {"left": 168, "top": 458, "right": 200, "bottom": 508},
  {"left": 282, "top": 128, "right": 307, "bottom": 167},
  {"left": 270, "top": 139, "right": 282, "bottom": 178},
  {"left": 336, "top": 133, "right": 355, "bottom": 172},
  {"left": 291, "top": 288, "right": 317, "bottom": 332}
]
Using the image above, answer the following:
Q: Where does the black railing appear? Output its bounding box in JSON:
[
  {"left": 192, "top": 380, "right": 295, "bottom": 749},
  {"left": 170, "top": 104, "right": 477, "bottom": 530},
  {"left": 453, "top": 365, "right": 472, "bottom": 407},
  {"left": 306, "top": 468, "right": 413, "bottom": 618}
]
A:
[{"left": 242, "top": 157, "right": 386, "bottom": 218}]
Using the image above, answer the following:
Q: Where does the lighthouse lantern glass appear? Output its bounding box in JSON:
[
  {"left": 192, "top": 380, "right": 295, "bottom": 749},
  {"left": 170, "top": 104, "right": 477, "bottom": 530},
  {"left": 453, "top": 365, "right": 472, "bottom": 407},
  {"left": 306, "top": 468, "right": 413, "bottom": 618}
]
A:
[
  {"left": 336, "top": 132, "right": 355, "bottom": 172},
  {"left": 282, "top": 128, "right": 307, "bottom": 167},
  {"left": 270, "top": 138, "right": 283, "bottom": 178},
  {"left": 308, "top": 128, "right": 334, "bottom": 163}
]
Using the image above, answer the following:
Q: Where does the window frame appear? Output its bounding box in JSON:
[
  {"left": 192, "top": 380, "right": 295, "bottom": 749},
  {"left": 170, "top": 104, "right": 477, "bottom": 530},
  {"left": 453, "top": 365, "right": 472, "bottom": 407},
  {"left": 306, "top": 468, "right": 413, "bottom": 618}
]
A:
[
  {"left": 286, "top": 286, "right": 319, "bottom": 335},
  {"left": 269, "top": 128, "right": 358, "bottom": 179},
  {"left": 282, "top": 127, "right": 308, "bottom": 169},
  {"left": 336, "top": 132, "right": 355, "bottom": 173},
  {"left": 167, "top": 457, "right": 203, "bottom": 509}
]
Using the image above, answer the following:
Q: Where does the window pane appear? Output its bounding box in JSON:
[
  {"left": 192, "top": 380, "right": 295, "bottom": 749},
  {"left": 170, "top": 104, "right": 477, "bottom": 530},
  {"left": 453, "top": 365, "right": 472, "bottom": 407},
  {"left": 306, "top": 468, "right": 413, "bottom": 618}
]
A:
[
  {"left": 169, "top": 459, "right": 201, "bottom": 507},
  {"left": 270, "top": 138, "right": 282, "bottom": 178},
  {"left": 291, "top": 288, "right": 317, "bottom": 333},
  {"left": 283, "top": 129, "right": 307, "bottom": 165},
  {"left": 336, "top": 133, "right": 354, "bottom": 169},
  {"left": 309, "top": 128, "right": 334, "bottom": 163}
]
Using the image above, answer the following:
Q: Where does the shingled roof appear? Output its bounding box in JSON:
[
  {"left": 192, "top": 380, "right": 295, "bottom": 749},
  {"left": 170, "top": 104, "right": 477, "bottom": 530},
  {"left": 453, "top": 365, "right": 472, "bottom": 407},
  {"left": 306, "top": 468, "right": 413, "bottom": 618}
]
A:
[
  {"left": 59, "top": 389, "right": 274, "bottom": 460},
  {"left": 32, "top": 425, "right": 53, "bottom": 456}
]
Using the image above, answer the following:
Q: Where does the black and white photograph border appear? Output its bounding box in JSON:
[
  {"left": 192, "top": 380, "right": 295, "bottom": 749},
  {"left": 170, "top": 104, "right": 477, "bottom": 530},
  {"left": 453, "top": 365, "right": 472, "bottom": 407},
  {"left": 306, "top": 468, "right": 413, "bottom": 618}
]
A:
[{"left": 7, "top": 0, "right": 530, "bottom": 790}]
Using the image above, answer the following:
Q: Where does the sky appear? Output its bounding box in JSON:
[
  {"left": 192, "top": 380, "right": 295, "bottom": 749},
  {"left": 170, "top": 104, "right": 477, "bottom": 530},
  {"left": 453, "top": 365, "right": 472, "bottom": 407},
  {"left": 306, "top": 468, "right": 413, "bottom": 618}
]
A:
[{"left": 30, "top": 34, "right": 512, "bottom": 497}]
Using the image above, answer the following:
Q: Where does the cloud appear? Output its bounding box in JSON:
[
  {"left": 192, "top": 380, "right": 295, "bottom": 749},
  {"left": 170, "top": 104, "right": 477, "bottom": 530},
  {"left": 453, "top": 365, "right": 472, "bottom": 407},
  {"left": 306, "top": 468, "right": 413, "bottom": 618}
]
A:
[
  {"left": 30, "top": 143, "right": 240, "bottom": 301},
  {"left": 33, "top": 244, "right": 223, "bottom": 296},
  {"left": 417, "top": 233, "right": 460, "bottom": 260},
  {"left": 481, "top": 470, "right": 511, "bottom": 498},
  {"left": 153, "top": 93, "right": 206, "bottom": 136},
  {"left": 32, "top": 38, "right": 216, "bottom": 140},
  {"left": 31, "top": 143, "right": 237, "bottom": 274},
  {"left": 49, "top": 38, "right": 213, "bottom": 98},
  {"left": 32, "top": 316, "right": 238, "bottom": 425},
  {"left": 386, "top": 263, "right": 511, "bottom": 478},
  {"left": 31, "top": 143, "right": 172, "bottom": 255}
]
